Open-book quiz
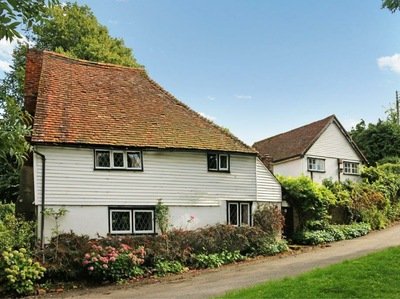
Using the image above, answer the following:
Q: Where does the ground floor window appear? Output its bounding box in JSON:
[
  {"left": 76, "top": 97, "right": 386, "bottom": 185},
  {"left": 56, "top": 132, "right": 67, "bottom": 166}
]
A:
[
  {"left": 109, "top": 208, "right": 154, "bottom": 234},
  {"left": 227, "top": 202, "right": 252, "bottom": 226}
]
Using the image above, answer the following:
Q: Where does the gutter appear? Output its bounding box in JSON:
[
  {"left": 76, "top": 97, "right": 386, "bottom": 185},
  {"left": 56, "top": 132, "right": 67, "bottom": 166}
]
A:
[{"left": 34, "top": 150, "right": 46, "bottom": 250}]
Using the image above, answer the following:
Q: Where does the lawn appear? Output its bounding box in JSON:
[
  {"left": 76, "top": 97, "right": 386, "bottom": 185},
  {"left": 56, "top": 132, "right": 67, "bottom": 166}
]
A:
[{"left": 219, "top": 246, "right": 400, "bottom": 299}]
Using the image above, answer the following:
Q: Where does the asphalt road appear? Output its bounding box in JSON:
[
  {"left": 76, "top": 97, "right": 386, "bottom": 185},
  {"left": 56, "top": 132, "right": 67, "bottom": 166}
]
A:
[{"left": 54, "top": 223, "right": 400, "bottom": 299}]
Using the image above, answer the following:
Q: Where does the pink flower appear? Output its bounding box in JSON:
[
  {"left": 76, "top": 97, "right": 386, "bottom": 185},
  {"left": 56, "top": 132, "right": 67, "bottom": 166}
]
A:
[
  {"left": 82, "top": 260, "right": 89, "bottom": 266},
  {"left": 92, "top": 257, "right": 98, "bottom": 262},
  {"left": 102, "top": 264, "right": 108, "bottom": 269},
  {"left": 84, "top": 253, "right": 91, "bottom": 259},
  {"left": 109, "top": 256, "right": 116, "bottom": 262},
  {"left": 88, "top": 266, "right": 94, "bottom": 271}
]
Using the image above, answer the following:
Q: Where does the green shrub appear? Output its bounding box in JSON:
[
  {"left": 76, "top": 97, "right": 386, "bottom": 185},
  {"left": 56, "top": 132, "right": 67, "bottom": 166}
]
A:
[
  {"left": 253, "top": 204, "right": 285, "bottom": 238},
  {"left": 293, "top": 223, "right": 371, "bottom": 245},
  {"left": 83, "top": 243, "right": 145, "bottom": 283},
  {"left": 0, "top": 248, "right": 46, "bottom": 295},
  {"left": 154, "top": 260, "right": 185, "bottom": 276},
  {"left": 0, "top": 203, "right": 15, "bottom": 220},
  {"left": 278, "top": 175, "right": 336, "bottom": 228},
  {"left": 252, "top": 238, "right": 289, "bottom": 256},
  {"left": 0, "top": 211, "right": 35, "bottom": 252},
  {"left": 192, "top": 250, "right": 245, "bottom": 269}
]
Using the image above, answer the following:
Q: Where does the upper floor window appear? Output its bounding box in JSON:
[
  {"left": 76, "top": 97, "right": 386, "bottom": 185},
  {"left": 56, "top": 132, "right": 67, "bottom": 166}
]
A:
[
  {"left": 207, "top": 153, "right": 230, "bottom": 172},
  {"left": 343, "top": 161, "right": 360, "bottom": 175},
  {"left": 308, "top": 158, "right": 325, "bottom": 172},
  {"left": 95, "top": 149, "right": 143, "bottom": 170}
]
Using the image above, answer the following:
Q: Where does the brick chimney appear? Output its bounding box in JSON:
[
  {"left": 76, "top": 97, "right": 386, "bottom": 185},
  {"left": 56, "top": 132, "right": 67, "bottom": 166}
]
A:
[
  {"left": 260, "top": 154, "right": 274, "bottom": 173},
  {"left": 24, "top": 49, "right": 43, "bottom": 117}
]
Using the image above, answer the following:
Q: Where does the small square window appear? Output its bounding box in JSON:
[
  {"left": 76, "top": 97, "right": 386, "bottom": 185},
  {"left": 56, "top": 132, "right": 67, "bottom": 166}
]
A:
[
  {"left": 110, "top": 210, "right": 132, "bottom": 234},
  {"left": 127, "top": 152, "right": 142, "bottom": 169},
  {"left": 208, "top": 154, "right": 218, "bottom": 170},
  {"left": 343, "top": 161, "right": 360, "bottom": 175},
  {"left": 134, "top": 210, "right": 154, "bottom": 234},
  {"left": 308, "top": 158, "right": 325, "bottom": 172},
  {"left": 219, "top": 154, "right": 229, "bottom": 171},
  {"left": 95, "top": 150, "right": 110, "bottom": 168},
  {"left": 113, "top": 152, "right": 124, "bottom": 168}
]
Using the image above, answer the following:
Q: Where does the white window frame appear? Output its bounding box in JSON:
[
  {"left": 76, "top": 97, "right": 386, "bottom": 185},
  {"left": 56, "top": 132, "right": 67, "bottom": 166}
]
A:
[
  {"left": 308, "top": 158, "right": 325, "bottom": 172},
  {"left": 219, "top": 154, "right": 229, "bottom": 171},
  {"left": 126, "top": 151, "right": 142, "bottom": 170},
  {"left": 240, "top": 203, "right": 251, "bottom": 226},
  {"left": 228, "top": 203, "right": 239, "bottom": 226},
  {"left": 208, "top": 153, "right": 230, "bottom": 172},
  {"left": 109, "top": 209, "right": 132, "bottom": 234},
  {"left": 112, "top": 151, "right": 125, "bottom": 169},
  {"left": 343, "top": 161, "right": 360, "bottom": 175},
  {"left": 95, "top": 149, "right": 143, "bottom": 170},
  {"left": 133, "top": 210, "right": 154, "bottom": 234},
  {"left": 95, "top": 150, "right": 111, "bottom": 169}
]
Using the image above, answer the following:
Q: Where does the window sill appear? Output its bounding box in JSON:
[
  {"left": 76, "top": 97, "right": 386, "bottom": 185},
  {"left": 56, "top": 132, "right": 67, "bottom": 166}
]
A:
[{"left": 308, "top": 169, "right": 326, "bottom": 173}]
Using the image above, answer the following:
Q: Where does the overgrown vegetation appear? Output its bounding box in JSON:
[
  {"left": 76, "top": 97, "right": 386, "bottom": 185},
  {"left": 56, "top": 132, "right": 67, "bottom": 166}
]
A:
[{"left": 279, "top": 160, "right": 400, "bottom": 245}]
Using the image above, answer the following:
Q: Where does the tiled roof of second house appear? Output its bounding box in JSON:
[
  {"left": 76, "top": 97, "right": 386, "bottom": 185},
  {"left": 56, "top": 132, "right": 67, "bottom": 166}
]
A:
[
  {"left": 25, "top": 50, "right": 255, "bottom": 154},
  {"left": 253, "top": 115, "right": 335, "bottom": 162}
]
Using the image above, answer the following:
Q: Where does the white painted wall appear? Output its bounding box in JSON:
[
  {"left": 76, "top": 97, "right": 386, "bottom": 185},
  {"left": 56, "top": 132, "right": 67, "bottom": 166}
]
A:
[
  {"left": 34, "top": 146, "right": 282, "bottom": 238},
  {"left": 273, "top": 158, "right": 304, "bottom": 177},
  {"left": 256, "top": 158, "right": 281, "bottom": 201}
]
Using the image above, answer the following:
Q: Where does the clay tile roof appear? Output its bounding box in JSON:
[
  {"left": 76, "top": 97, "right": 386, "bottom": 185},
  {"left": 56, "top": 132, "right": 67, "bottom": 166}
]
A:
[
  {"left": 25, "top": 50, "right": 255, "bottom": 154},
  {"left": 253, "top": 115, "right": 337, "bottom": 162}
]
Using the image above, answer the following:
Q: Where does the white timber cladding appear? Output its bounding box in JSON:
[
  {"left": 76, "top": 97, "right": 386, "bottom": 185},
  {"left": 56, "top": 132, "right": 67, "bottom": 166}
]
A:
[
  {"left": 273, "top": 158, "right": 304, "bottom": 178},
  {"left": 307, "top": 122, "right": 361, "bottom": 160},
  {"left": 33, "top": 146, "right": 280, "bottom": 207},
  {"left": 255, "top": 158, "right": 281, "bottom": 202}
]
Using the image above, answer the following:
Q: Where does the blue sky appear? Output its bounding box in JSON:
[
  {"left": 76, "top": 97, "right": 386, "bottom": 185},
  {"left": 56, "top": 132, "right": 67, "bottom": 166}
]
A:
[{"left": 1, "top": 0, "right": 400, "bottom": 145}]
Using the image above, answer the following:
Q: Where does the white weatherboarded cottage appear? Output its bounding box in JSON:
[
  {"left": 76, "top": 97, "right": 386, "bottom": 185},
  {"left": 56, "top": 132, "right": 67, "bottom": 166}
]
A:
[
  {"left": 253, "top": 115, "right": 367, "bottom": 184},
  {"left": 21, "top": 50, "right": 281, "bottom": 240}
]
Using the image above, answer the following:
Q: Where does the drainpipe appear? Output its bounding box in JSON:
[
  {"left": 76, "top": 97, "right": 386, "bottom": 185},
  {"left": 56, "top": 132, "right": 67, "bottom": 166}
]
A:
[{"left": 34, "top": 150, "right": 46, "bottom": 250}]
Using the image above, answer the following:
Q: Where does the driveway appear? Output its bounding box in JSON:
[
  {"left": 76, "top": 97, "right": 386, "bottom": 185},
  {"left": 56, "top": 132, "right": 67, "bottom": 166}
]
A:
[{"left": 56, "top": 223, "right": 400, "bottom": 299}]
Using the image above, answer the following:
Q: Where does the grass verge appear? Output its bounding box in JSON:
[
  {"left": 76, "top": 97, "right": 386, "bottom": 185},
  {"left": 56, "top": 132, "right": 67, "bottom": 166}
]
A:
[{"left": 219, "top": 246, "right": 400, "bottom": 299}]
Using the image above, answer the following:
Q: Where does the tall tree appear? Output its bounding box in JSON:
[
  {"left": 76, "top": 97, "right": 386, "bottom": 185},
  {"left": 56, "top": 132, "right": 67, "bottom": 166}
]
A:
[{"left": 0, "top": 0, "right": 58, "bottom": 41}]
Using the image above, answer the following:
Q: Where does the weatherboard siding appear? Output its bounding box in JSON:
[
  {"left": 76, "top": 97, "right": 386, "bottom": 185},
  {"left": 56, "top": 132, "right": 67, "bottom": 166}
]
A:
[
  {"left": 34, "top": 146, "right": 276, "bottom": 207},
  {"left": 256, "top": 158, "right": 281, "bottom": 202},
  {"left": 307, "top": 122, "right": 361, "bottom": 160},
  {"left": 273, "top": 158, "right": 304, "bottom": 178}
]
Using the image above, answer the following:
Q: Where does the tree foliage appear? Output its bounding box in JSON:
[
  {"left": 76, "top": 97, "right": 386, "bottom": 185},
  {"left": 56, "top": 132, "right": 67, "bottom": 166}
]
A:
[
  {"left": 0, "top": 0, "right": 58, "bottom": 41},
  {"left": 33, "top": 2, "right": 141, "bottom": 67},
  {"left": 382, "top": 0, "right": 400, "bottom": 12},
  {"left": 350, "top": 119, "right": 400, "bottom": 164}
]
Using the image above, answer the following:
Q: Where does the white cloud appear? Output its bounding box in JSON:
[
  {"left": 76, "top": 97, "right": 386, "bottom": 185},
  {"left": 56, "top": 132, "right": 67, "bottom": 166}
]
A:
[
  {"left": 199, "top": 112, "right": 216, "bottom": 121},
  {"left": 377, "top": 54, "right": 400, "bottom": 74},
  {"left": 235, "top": 94, "right": 252, "bottom": 100},
  {"left": 0, "top": 37, "right": 27, "bottom": 75}
]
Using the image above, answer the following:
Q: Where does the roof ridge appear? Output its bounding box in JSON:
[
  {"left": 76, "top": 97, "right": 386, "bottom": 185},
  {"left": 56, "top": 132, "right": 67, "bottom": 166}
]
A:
[
  {"left": 143, "top": 73, "right": 255, "bottom": 152},
  {"left": 253, "top": 114, "right": 335, "bottom": 145},
  {"left": 40, "top": 49, "right": 146, "bottom": 72}
]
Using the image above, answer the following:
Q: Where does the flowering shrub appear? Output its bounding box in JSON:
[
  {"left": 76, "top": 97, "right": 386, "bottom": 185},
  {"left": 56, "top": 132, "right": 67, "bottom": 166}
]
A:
[
  {"left": 0, "top": 248, "right": 46, "bottom": 295},
  {"left": 83, "top": 243, "right": 145, "bottom": 282}
]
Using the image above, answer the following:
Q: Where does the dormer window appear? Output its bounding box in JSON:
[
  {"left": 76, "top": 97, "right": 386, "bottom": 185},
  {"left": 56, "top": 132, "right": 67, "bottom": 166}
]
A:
[
  {"left": 207, "top": 153, "right": 230, "bottom": 172},
  {"left": 95, "top": 149, "right": 143, "bottom": 170}
]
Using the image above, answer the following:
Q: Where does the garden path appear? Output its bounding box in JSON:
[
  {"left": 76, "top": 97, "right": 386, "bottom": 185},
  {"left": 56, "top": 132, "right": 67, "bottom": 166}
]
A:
[{"left": 54, "top": 223, "right": 400, "bottom": 299}]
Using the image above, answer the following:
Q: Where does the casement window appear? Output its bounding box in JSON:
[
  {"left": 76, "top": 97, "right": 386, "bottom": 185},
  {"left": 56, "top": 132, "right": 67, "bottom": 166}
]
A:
[
  {"left": 343, "top": 161, "right": 360, "bottom": 175},
  {"left": 207, "top": 153, "right": 230, "bottom": 172},
  {"left": 227, "top": 202, "right": 251, "bottom": 226},
  {"left": 109, "top": 208, "right": 154, "bottom": 234},
  {"left": 307, "top": 158, "right": 325, "bottom": 172},
  {"left": 95, "top": 150, "right": 142, "bottom": 170}
]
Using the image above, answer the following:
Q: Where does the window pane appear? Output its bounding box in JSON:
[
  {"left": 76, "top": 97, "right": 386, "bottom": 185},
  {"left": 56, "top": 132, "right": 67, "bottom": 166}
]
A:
[
  {"left": 241, "top": 204, "right": 250, "bottom": 226},
  {"left": 134, "top": 211, "right": 153, "bottom": 232},
  {"left": 113, "top": 152, "right": 124, "bottom": 167},
  {"left": 229, "top": 203, "right": 238, "bottom": 226},
  {"left": 308, "top": 158, "right": 324, "bottom": 171},
  {"left": 220, "top": 155, "right": 228, "bottom": 170},
  {"left": 96, "top": 151, "right": 110, "bottom": 168},
  {"left": 127, "top": 152, "right": 141, "bottom": 169},
  {"left": 111, "top": 211, "right": 131, "bottom": 232},
  {"left": 208, "top": 154, "right": 217, "bottom": 170}
]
